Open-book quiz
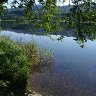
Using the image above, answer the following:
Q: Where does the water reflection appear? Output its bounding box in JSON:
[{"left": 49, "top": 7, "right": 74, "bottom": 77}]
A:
[{"left": 0, "top": 30, "right": 96, "bottom": 96}]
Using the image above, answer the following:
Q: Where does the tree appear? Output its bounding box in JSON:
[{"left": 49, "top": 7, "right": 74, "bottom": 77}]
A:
[
  {"left": 0, "top": 0, "right": 96, "bottom": 44},
  {"left": 0, "top": 0, "right": 8, "bottom": 4}
]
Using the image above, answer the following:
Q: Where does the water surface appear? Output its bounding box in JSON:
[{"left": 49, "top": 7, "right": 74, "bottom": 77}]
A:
[{"left": 0, "top": 30, "right": 96, "bottom": 96}]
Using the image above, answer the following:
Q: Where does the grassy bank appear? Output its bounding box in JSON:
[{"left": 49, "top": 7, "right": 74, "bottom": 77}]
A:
[{"left": 0, "top": 36, "right": 53, "bottom": 96}]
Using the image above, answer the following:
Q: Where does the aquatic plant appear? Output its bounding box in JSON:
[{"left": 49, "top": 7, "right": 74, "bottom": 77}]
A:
[{"left": 20, "top": 42, "right": 41, "bottom": 68}]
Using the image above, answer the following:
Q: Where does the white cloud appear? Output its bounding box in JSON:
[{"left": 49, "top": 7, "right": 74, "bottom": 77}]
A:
[{"left": 5, "top": 0, "right": 70, "bottom": 8}]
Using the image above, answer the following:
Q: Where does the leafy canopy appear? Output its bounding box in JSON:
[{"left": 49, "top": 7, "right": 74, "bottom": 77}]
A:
[{"left": 0, "top": 0, "right": 96, "bottom": 46}]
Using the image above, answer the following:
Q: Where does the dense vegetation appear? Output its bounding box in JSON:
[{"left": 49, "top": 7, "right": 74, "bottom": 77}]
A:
[
  {"left": 0, "top": 36, "right": 53, "bottom": 95},
  {"left": 1, "top": 0, "right": 96, "bottom": 38},
  {"left": 0, "top": 36, "right": 30, "bottom": 95},
  {"left": 0, "top": 0, "right": 96, "bottom": 95}
]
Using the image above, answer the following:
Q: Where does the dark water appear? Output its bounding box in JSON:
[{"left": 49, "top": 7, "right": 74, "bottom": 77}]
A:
[{"left": 1, "top": 30, "right": 96, "bottom": 96}]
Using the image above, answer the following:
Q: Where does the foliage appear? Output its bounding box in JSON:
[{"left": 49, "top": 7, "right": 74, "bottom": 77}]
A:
[
  {"left": 1, "top": 0, "right": 96, "bottom": 46},
  {"left": 0, "top": 4, "right": 7, "bottom": 14},
  {"left": 0, "top": 0, "right": 61, "bottom": 33},
  {"left": 0, "top": 36, "right": 53, "bottom": 95},
  {"left": 0, "top": 36, "right": 30, "bottom": 94},
  {"left": 68, "top": 0, "right": 96, "bottom": 46},
  {"left": 0, "top": 0, "right": 8, "bottom": 4},
  {"left": 20, "top": 42, "right": 40, "bottom": 68}
]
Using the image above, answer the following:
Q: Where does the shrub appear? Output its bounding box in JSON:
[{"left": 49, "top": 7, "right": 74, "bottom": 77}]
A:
[
  {"left": 21, "top": 42, "right": 40, "bottom": 68},
  {"left": 0, "top": 36, "right": 30, "bottom": 92},
  {"left": 0, "top": 36, "right": 53, "bottom": 95}
]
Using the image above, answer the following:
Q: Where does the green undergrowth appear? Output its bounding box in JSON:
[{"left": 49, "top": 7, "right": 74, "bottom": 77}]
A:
[{"left": 0, "top": 36, "right": 53, "bottom": 96}]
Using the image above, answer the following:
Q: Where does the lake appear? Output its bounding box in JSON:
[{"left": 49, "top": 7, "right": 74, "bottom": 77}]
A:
[{"left": 0, "top": 30, "right": 96, "bottom": 96}]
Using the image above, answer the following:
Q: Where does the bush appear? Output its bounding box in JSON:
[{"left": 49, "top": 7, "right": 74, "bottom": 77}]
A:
[
  {"left": 0, "top": 36, "right": 30, "bottom": 92},
  {"left": 21, "top": 43, "right": 40, "bottom": 67},
  {"left": 0, "top": 36, "right": 53, "bottom": 95}
]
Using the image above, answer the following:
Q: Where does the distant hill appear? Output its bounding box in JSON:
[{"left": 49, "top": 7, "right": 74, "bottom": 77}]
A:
[
  {"left": 1, "top": 2, "right": 96, "bottom": 19},
  {"left": 1, "top": 5, "right": 73, "bottom": 18},
  {"left": 58, "top": 5, "right": 73, "bottom": 13},
  {"left": 3, "top": 8, "right": 25, "bottom": 16}
]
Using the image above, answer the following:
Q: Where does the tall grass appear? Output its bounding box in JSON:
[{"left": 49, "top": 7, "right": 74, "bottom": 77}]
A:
[
  {"left": 0, "top": 36, "right": 30, "bottom": 95},
  {"left": 0, "top": 36, "right": 53, "bottom": 96}
]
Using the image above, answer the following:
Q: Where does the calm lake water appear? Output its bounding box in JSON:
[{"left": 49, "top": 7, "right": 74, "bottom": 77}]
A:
[{"left": 1, "top": 30, "right": 96, "bottom": 96}]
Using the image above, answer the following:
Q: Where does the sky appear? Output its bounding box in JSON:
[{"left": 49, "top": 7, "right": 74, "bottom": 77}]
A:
[
  {"left": 5, "top": 0, "right": 71, "bottom": 8},
  {"left": 5, "top": 0, "right": 96, "bottom": 8}
]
